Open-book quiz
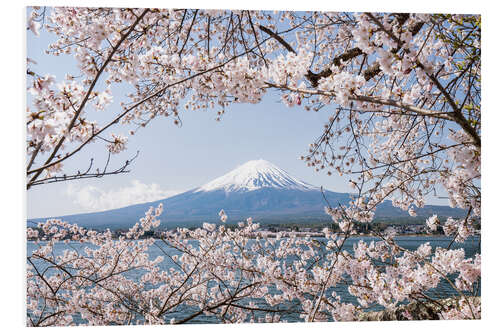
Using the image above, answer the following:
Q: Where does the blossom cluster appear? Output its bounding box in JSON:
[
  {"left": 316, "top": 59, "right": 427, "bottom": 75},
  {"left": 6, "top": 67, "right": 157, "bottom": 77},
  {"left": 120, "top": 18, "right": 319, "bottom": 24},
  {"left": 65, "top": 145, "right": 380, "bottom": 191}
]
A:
[{"left": 27, "top": 206, "right": 480, "bottom": 326}]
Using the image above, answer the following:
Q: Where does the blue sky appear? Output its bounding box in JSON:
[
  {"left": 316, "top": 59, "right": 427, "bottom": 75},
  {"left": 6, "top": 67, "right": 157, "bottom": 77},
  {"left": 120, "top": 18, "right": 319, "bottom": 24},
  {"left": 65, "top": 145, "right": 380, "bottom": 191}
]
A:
[{"left": 26, "top": 7, "right": 452, "bottom": 218}]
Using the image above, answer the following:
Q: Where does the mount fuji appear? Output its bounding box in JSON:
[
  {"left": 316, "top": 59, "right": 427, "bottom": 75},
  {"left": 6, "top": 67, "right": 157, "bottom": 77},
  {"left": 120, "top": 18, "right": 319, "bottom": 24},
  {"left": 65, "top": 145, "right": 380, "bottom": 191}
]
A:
[{"left": 29, "top": 159, "right": 464, "bottom": 229}]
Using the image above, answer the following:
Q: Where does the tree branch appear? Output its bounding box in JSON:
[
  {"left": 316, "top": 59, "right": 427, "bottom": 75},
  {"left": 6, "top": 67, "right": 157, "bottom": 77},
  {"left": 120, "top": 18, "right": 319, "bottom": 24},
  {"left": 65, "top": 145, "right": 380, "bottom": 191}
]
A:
[{"left": 27, "top": 8, "right": 150, "bottom": 189}]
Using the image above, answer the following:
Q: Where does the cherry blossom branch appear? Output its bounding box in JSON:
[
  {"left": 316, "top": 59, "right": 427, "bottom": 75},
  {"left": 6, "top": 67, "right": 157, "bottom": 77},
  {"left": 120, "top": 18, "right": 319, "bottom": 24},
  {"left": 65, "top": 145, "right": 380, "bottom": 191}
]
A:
[
  {"left": 27, "top": 39, "right": 274, "bottom": 182},
  {"left": 28, "top": 151, "right": 139, "bottom": 187},
  {"left": 264, "top": 82, "right": 454, "bottom": 120},
  {"left": 27, "top": 8, "right": 150, "bottom": 188},
  {"left": 365, "top": 12, "right": 480, "bottom": 148}
]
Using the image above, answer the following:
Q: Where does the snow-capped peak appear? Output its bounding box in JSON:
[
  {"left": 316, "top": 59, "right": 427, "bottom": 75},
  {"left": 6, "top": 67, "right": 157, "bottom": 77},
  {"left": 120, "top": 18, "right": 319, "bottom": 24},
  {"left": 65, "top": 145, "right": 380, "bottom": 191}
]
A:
[{"left": 195, "top": 159, "right": 318, "bottom": 193}]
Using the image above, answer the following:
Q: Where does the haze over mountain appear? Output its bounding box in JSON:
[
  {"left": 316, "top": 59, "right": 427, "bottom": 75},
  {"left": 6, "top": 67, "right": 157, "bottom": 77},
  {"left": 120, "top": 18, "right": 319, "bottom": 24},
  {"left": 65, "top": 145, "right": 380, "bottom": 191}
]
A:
[{"left": 28, "top": 159, "right": 464, "bottom": 229}]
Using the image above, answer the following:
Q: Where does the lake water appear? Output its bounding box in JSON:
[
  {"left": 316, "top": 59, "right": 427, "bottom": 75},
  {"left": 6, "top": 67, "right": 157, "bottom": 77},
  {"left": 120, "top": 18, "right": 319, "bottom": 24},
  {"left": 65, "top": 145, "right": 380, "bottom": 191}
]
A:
[{"left": 27, "top": 235, "right": 481, "bottom": 324}]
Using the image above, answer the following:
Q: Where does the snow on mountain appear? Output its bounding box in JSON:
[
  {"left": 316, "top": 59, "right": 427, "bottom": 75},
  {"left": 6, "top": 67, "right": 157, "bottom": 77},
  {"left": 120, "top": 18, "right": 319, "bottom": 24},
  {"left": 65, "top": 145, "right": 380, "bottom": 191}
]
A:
[{"left": 195, "top": 159, "right": 318, "bottom": 193}]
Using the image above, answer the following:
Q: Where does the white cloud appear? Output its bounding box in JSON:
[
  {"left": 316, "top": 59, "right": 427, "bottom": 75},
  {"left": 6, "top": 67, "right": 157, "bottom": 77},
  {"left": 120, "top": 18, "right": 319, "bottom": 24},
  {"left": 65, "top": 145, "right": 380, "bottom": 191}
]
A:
[{"left": 66, "top": 180, "right": 180, "bottom": 212}]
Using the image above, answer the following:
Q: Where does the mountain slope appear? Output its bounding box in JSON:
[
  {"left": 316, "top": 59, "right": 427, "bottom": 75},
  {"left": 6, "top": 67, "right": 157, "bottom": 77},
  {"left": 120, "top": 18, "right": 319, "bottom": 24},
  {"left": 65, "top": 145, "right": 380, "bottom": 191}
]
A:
[{"left": 28, "top": 159, "right": 465, "bottom": 229}]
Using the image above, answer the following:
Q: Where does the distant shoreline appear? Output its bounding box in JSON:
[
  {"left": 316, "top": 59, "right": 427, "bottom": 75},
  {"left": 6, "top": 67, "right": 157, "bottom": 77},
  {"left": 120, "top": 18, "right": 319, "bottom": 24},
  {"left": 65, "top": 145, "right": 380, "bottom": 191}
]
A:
[{"left": 27, "top": 232, "right": 481, "bottom": 242}]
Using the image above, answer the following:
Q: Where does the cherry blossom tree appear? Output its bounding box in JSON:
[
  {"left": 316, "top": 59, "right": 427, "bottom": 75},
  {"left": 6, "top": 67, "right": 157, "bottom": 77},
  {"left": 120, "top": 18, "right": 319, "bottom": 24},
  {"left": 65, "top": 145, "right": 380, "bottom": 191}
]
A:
[
  {"left": 27, "top": 205, "right": 481, "bottom": 325},
  {"left": 26, "top": 7, "right": 481, "bottom": 325}
]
